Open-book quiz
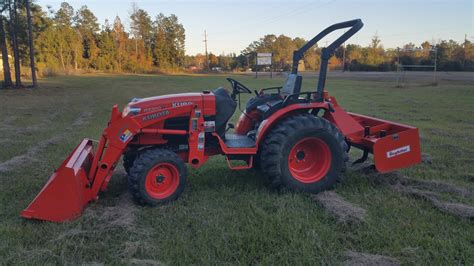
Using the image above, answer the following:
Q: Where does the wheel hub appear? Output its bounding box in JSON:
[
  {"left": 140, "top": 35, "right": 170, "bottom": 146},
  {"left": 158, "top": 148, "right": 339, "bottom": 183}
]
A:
[
  {"left": 296, "top": 150, "right": 305, "bottom": 161},
  {"left": 156, "top": 175, "right": 165, "bottom": 183},
  {"left": 288, "top": 137, "right": 332, "bottom": 183},
  {"left": 145, "top": 163, "right": 180, "bottom": 199}
]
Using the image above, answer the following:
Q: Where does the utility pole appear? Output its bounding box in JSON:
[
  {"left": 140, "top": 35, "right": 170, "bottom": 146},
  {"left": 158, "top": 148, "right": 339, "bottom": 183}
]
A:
[
  {"left": 463, "top": 34, "right": 467, "bottom": 70},
  {"left": 203, "top": 30, "right": 209, "bottom": 70},
  {"left": 25, "top": 0, "right": 37, "bottom": 88}
]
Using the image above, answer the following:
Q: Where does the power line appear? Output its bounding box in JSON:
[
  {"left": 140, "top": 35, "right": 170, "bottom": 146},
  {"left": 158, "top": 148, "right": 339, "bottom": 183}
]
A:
[{"left": 212, "top": 0, "right": 335, "bottom": 36}]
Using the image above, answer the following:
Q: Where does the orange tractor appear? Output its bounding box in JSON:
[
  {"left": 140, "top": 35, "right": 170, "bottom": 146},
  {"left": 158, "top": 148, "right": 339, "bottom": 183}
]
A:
[{"left": 22, "top": 19, "right": 421, "bottom": 222}]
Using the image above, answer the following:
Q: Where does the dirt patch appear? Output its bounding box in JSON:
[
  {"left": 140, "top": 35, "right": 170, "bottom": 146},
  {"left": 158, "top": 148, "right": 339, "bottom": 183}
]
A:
[
  {"left": 72, "top": 111, "right": 92, "bottom": 127},
  {"left": 121, "top": 241, "right": 141, "bottom": 257},
  {"left": 353, "top": 165, "right": 472, "bottom": 198},
  {"left": 0, "top": 112, "right": 92, "bottom": 173},
  {"left": 102, "top": 194, "right": 136, "bottom": 228},
  {"left": 0, "top": 111, "right": 63, "bottom": 135},
  {"left": 352, "top": 165, "right": 474, "bottom": 219},
  {"left": 392, "top": 184, "right": 474, "bottom": 220},
  {"left": 0, "top": 135, "right": 63, "bottom": 173},
  {"left": 343, "top": 251, "right": 400, "bottom": 266},
  {"left": 396, "top": 176, "right": 472, "bottom": 198},
  {"left": 84, "top": 193, "right": 137, "bottom": 230},
  {"left": 312, "top": 191, "right": 366, "bottom": 224}
]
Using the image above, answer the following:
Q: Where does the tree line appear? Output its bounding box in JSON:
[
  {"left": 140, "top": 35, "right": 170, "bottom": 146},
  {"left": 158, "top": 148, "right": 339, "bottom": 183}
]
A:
[
  {"left": 1, "top": 1, "right": 186, "bottom": 88},
  {"left": 1, "top": 1, "right": 472, "bottom": 88},
  {"left": 185, "top": 34, "right": 473, "bottom": 72}
]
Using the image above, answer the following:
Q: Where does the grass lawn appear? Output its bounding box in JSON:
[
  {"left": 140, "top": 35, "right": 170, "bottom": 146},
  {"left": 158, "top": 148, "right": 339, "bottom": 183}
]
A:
[{"left": 0, "top": 73, "right": 473, "bottom": 264}]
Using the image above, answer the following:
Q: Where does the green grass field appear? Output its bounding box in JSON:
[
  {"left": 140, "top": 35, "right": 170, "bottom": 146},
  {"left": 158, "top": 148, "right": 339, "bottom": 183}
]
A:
[{"left": 0, "top": 73, "right": 473, "bottom": 264}]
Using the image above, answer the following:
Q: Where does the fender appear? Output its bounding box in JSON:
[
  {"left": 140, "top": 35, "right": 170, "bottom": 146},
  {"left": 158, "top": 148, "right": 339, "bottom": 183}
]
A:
[{"left": 255, "top": 102, "right": 330, "bottom": 147}]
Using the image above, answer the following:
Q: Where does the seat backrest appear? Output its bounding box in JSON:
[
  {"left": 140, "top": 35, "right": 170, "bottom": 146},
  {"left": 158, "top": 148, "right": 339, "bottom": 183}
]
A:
[
  {"left": 213, "top": 87, "right": 237, "bottom": 138},
  {"left": 282, "top": 74, "right": 302, "bottom": 96}
]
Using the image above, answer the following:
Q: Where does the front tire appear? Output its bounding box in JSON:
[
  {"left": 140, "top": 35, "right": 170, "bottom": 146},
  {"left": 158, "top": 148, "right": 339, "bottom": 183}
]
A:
[
  {"left": 123, "top": 149, "right": 137, "bottom": 175},
  {"left": 128, "top": 149, "right": 187, "bottom": 206},
  {"left": 260, "top": 114, "right": 348, "bottom": 193}
]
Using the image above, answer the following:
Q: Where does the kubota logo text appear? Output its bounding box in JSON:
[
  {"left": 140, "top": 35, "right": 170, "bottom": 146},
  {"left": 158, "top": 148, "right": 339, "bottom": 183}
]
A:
[
  {"left": 142, "top": 110, "right": 170, "bottom": 121},
  {"left": 386, "top": 145, "right": 411, "bottom": 158},
  {"left": 172, "top": 101, "right": 193, "bottom": 108}
]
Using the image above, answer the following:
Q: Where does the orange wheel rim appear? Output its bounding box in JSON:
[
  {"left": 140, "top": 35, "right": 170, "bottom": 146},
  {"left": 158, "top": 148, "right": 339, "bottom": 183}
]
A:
[
  {"left": 288, "top": 137, "right": 331, "bottom": 183},
  {"left": 145, "top": 163, "right": 180, "bottom": 199}
]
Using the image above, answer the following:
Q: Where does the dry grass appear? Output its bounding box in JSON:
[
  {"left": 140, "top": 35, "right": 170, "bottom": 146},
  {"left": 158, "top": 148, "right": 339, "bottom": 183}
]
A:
[
  {"left": 354, "top": 164, "right": 474, "bottom": 220},
  {"left": 0, "top": 111, "right": 91, "bottom": 173},
  {"left": 392, "top": 184, "right": 474, "bottom": 220},
  {"left": 312, "top": 191, "right": 367, "bottom": 224},
  {"left": 100, "top": 194, "right": 137, "bottom": 229}
]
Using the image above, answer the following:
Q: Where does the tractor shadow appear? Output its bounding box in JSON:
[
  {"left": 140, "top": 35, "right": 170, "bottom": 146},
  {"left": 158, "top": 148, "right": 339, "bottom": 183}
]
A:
[{"left": 187, "top": 156, "right": 267, "bottom": 192}]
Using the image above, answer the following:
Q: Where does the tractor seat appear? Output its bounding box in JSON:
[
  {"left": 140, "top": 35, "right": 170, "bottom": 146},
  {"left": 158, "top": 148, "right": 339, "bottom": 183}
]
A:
[
  {"left": 281, "top": 73, "right": 303, "bottom": 96},
  {"left": 213, "top": 87, "right": 237, "bottom": 138},
  {"left": 245, "top": 74, "right": 302, "bottom": 113}
]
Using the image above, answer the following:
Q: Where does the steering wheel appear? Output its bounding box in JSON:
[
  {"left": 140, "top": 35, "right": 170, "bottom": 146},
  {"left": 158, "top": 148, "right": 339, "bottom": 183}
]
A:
[{"left": 226, "top": 78, "right": 252, "bottom": 99}]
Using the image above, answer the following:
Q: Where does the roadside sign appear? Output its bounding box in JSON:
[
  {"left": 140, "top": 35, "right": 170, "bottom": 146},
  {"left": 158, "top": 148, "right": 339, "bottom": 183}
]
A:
[
  {"left": 256, "top": 53, "right": 272, "bottom": 65},
  {"left": 255, "top": 52, "right": 273, "bottom": 78}
]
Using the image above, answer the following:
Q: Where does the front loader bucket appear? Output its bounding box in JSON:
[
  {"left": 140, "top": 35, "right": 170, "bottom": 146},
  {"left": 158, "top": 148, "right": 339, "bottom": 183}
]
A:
[{"left": 21, "top": 139, "right": 95, "bottom": 222}]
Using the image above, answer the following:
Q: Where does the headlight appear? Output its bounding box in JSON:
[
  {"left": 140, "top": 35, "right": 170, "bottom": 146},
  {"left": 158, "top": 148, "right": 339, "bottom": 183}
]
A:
[{"left": 122, "top": 106, "right": 141, "bottom": 117}]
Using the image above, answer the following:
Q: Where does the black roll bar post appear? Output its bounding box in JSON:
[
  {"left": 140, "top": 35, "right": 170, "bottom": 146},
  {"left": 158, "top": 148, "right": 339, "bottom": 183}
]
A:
[{"left": 291, "top": 19, "right": 364, "bottom": 102}]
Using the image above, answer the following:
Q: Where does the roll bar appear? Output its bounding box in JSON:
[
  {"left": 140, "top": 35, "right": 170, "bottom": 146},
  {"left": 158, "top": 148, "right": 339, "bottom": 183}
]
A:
[{"left": 291, "top": 19, "right": 364, "bottom": 102}]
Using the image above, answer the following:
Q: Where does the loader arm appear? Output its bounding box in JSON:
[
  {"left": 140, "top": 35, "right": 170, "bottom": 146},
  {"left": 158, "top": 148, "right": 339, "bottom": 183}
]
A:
[{"left": 21, "top": 103, "right": 201, "bottom": 222}]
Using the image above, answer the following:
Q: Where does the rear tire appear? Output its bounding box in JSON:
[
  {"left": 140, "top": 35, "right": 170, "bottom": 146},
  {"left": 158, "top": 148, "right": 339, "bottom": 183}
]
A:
[
  {"left": 260, "top": 114, "right": 348, "bottom": 193},
  {"left": 128, "top": 149, "right": 187, "bottom": 206}
]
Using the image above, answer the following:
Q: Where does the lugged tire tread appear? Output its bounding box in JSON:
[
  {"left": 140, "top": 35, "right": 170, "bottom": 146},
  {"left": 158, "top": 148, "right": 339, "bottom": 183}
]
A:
[
  {"left": 260, "top": 114, "right": 348, "bottom": 191},
  {"left": 128, "top": 149, "right": 187, "bottom": 206}
]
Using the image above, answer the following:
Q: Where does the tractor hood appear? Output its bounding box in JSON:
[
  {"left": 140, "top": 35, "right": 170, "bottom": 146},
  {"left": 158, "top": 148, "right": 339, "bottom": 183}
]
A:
[{"left": 123, "top": 92, "right": 216, "bottom": 117}]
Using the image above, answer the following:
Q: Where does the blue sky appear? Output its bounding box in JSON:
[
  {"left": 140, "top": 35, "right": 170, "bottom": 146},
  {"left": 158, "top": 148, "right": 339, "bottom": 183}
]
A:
[{"left": 36, "top": 0, "right": 473, "bottom": 55}]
